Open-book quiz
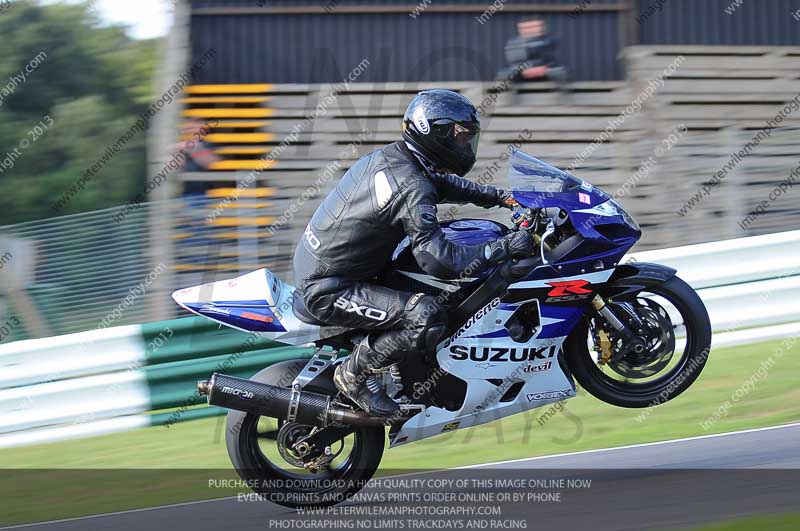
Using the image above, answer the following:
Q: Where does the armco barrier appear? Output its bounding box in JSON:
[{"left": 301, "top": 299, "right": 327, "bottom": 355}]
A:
[
  {"left": 1, "top": 231, "right": 799, "bottom": 448},
  {"left": 0, "top": 316, "right": 314, "bottom": 448},
  {"left": 629, "top": 230, "right": 800, "bottom": 334}
]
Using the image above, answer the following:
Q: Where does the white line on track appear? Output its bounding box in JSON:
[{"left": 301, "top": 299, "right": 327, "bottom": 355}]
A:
[
  {"left": 4, "top": 421, "right": 800, "bottom": 529},
  {"left": 0, "top": 497, "right": 236, "bottom": 530},
  {"left": 462, "top": 420, "right": 800, "bottom": 468}
]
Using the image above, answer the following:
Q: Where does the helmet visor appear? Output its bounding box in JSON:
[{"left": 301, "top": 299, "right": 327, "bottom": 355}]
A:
[
  {"left": 430, "top": 119, "right": 481, "bottom": 176},
  {"left": 434, "top": 120, "right": 479, "bottom": 151},
  {"left": 452, "top": 122, "right": 480, "bottom": 153}
]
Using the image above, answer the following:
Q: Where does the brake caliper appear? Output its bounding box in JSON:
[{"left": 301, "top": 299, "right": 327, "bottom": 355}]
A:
[{"left": 597, "top": 329, "right": 613, "bottom": 365}]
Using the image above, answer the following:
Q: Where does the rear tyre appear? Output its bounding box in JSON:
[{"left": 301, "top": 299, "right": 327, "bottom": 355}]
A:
[
  {"left": 564, "top": 276, "right": 711, "bottom": 408},
  {"left": 225, "top": 359, "right": 385, "bottom": 508}
]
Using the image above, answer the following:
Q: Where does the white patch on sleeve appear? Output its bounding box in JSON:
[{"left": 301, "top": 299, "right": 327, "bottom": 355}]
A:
[{"left": 375, "top": 170, "right": 393, "bottom": 208}]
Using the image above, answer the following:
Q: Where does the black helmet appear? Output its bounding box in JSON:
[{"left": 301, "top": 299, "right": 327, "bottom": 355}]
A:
[{"left": 402, "top": 89, "right": 480, "bottom": 177}]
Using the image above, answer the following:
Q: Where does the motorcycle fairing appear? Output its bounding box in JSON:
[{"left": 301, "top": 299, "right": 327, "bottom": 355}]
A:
[
  {"left": 508, "top": 148, "right": 640, "bottom": 249},
  {"left": 388, "top": 268, "right": 614, "bottom": 447},
  {"left": 522, "top": 246, "right": 631, "bottom": 279},
  {"left": 172, "top": 269, "right": 324, "bottom": 346},
  {"left": 171, "top": 265, "right": 611, "bottom": 447},
  {"left": 174, "top": 148, "right": 646, "bottom": 448},
  {"left": 392, "top": 334, "right": 576, "bottom": 446}
]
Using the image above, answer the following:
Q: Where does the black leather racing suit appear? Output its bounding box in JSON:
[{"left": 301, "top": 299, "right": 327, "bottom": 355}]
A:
[{"left": 293, "top": 140, "right": 504, "bottom": 362}]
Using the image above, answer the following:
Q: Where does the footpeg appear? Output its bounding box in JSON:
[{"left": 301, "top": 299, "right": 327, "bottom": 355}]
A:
[{"left": 288, "top": 349, "right": 338, "bottom": 422}]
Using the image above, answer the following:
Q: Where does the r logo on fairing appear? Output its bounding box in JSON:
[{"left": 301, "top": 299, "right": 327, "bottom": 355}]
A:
[
  {"left": 545, "top": 280, "right": 593, "bottom": 302},
  {"left": 546, "top": 280, "right": 592, "bottom": 297}
]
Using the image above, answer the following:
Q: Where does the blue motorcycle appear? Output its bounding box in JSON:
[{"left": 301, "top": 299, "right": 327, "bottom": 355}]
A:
[{"left": 175, "top": 147, "right": 712, "bottom": 507}]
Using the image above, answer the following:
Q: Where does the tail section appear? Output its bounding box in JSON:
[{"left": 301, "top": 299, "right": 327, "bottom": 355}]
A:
[{"left": 171, "top": 268, "right": 323, "bottom": 346}]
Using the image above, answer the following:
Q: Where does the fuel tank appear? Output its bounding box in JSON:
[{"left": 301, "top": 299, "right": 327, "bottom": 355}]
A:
[{"left": 379, "top": 219, "right": 508, "bottom": 296}]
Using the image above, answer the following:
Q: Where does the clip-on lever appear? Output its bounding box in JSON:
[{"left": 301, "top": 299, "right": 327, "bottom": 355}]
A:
[{"left": 540, "top": 219, "right": 556, "bottom": 265}]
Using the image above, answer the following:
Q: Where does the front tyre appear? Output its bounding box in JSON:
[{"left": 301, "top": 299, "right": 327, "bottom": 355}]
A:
[
  {"left": 564, "top": 275, "right": 711, "bottom": 408},
  {"left": 225, "top": 360, "right": 385, "bottom": 508}
]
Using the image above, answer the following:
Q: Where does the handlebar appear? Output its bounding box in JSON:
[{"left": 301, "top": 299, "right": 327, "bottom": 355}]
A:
[
  {"left": 539, "top": 219, "right": 557, "bottom": 265},
  {"left": 508, "top": 205, "right": 560, "bottom": 266}
]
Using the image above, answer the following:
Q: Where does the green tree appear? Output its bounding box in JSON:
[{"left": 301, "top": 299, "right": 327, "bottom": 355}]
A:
[{"left": 0, "top": 0, "right": 159, "bottom": 224}]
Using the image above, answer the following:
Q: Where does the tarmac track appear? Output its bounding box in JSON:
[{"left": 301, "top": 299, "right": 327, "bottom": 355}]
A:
[{"left": 5, "top": 422, "right": 800, "bottom": 531}]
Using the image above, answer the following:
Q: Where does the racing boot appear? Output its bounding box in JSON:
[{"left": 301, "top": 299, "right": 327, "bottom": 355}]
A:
[{"left": 333, "top": 340, "right": 400, "bottom": 418}]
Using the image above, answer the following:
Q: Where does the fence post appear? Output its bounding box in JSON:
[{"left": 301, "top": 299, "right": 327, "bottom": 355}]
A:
[{"left": 146, "top": 0, "right": 193, "bottom": 320}]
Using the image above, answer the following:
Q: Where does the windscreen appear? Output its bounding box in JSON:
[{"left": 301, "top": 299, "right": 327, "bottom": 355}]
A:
[
  {"left": 508, "top": 148, "right": 584, "bottom": 195},
  {"left": 506, "top": 147, "right": 640, "bottom": 240}
]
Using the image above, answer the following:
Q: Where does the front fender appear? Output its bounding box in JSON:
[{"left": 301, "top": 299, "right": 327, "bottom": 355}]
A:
[{"left": 600, "top": 262, "right": 677, "bottom": 299}]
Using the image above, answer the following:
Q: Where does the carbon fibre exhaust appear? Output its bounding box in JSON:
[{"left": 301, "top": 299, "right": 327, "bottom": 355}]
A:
[{"left": 198, "top": 373, "right": 400, "bottom": 427}]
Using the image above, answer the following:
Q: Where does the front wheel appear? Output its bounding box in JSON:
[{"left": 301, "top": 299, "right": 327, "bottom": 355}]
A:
[
  {"left": 225, "top": 360, "right": 385, "bottom": 508},
  {"left": 564, "top": 275, "right": 711, "bottom": 408}
]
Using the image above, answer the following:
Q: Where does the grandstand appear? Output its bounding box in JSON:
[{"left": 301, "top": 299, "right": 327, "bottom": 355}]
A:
[
  {"left": 3, "top": 0, "right": 799, "bottom": 336},
  {"left": 139, "top": 0, "right": 800, "bottom": 320}
]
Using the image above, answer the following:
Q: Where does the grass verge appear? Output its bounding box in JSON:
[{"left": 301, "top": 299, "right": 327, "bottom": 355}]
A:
[
  {"left": 687, "top": 513, "right": 800, "bottom": 530},
  {"left": 1, "top": 338, "right": 798, "bottom": 525}
]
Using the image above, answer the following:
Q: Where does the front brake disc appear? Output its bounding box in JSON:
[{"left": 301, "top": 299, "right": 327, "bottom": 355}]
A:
[{"left": 608, "top": 300, "right": 675, "bottom": 378}]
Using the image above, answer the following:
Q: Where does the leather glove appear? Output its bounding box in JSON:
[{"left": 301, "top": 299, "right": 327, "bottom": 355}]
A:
[
  {"left": 497, "top": 189, "right": 519, "bottom": 209},
  {"left": 484, "top": 230, "right": 535, "bottom": 264}
]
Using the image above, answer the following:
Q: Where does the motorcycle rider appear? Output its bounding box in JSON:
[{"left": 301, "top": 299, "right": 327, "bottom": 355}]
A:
[{"left": 292, "top": 89, "right": 534, "bottom": 417}]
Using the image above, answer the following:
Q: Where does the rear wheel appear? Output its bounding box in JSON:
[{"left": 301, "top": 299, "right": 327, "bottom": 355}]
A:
[
  {"left": 225, "top": 360, "right": 385, "bottom": 508},
  {"left": 564, "top": 276, "right": 711, "bottom": 408}
]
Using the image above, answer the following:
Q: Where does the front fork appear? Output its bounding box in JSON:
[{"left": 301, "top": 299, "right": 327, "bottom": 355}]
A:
[{"left": 590, "top": 294, "right": 647, "bottom": 363}]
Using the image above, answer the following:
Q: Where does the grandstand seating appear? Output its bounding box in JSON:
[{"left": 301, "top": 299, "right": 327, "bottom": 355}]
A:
[
  {"left": 173, "top": 46, "right": 800, "bottom": 280},
  {"left": 181, "top": 84, "right": 278, "bottom": 170}
]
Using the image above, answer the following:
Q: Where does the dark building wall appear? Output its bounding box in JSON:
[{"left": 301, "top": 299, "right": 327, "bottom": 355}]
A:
[
  {"left": 637, "top": 0, "right": 800, "bottom": 45},
  {"left": 189, "top": 0, "right": 624, "bottom": 83},
  {"left": 188, "top": 0, "right": 800, "bottom": 84}
]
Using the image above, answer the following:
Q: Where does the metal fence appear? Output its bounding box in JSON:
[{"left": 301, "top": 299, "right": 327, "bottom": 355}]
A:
[
  {"left": 2, "top": 230, "right": 798, "bottom": 448},
  {"left": 0, "top": 206, "right": 157, "bottom": 341},
  {"left": 0, "top": 195, "right": 299, "bottom": 341}
]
